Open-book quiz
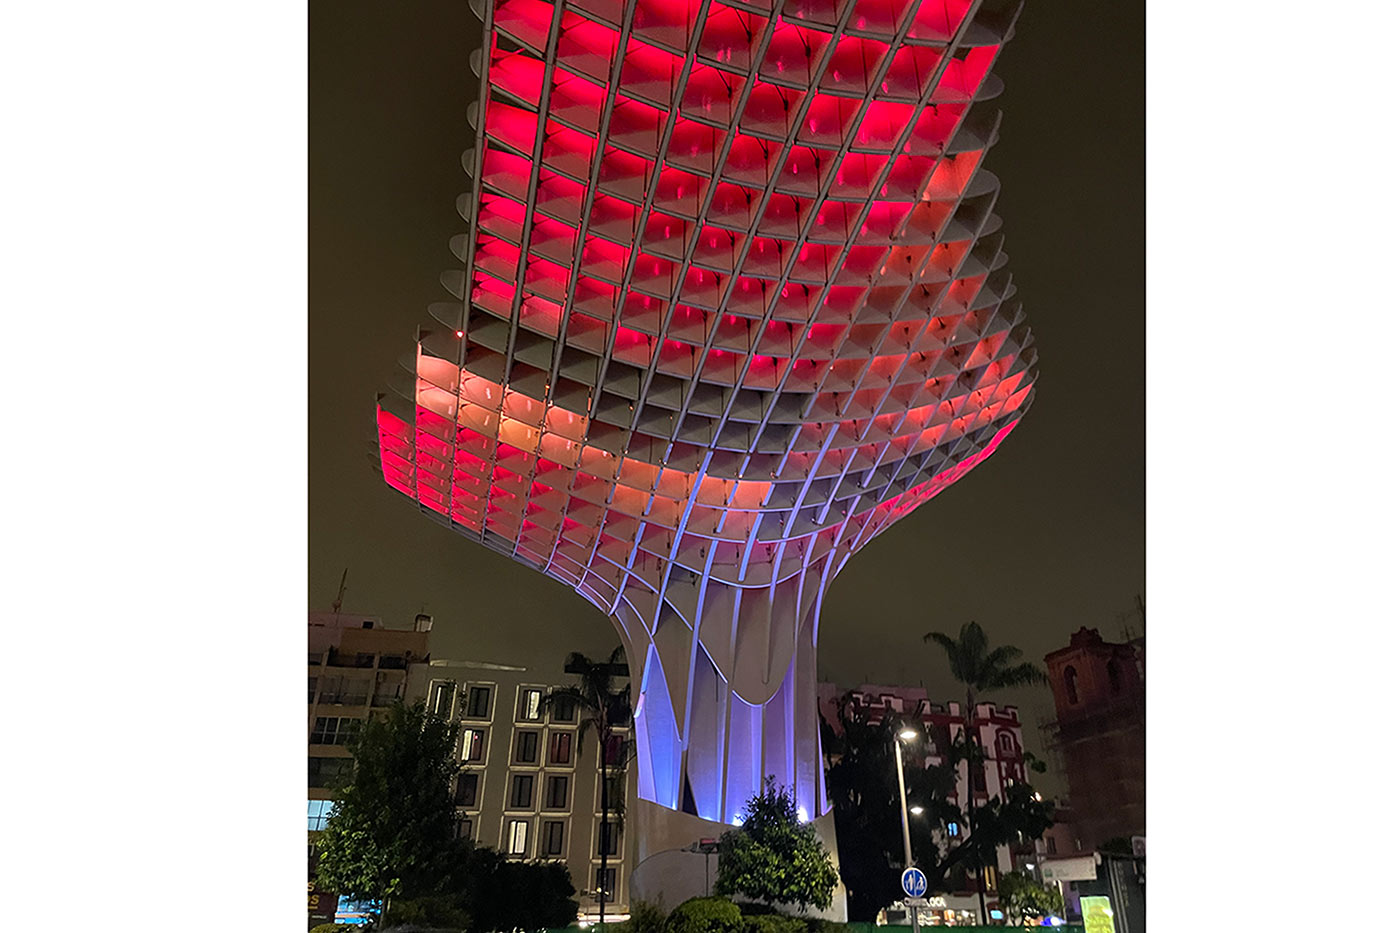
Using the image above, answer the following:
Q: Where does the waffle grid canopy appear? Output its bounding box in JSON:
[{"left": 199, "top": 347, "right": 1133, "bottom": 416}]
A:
[{"left": 375, "top": 0, "right": 1036, "bottom": 826}]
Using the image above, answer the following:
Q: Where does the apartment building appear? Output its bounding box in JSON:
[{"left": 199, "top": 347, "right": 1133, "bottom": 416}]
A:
[
  {"left": 409, "top": 659, "right": 636, "bottom": 919},
  {"left": 307, "top": 611, "right": 432, "bottom": 871}
]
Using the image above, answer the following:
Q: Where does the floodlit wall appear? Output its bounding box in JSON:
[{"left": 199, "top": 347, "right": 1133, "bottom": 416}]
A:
[{"left": 375, "top": 0, "right": 1037, "bottom": 835}]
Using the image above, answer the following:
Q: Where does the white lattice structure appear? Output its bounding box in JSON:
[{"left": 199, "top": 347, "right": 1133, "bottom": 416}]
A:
[{"left": 375, "top": 0, "right": 1036, "bottom": 843}]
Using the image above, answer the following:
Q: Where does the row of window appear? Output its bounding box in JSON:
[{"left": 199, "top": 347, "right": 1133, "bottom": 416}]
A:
[
  {"left": 490, "top": 816, "right": 621, "bottom": 862},
  {"left": 310, "top": 716, "right": 362, "bottom": 746},
  {"left": 431, "top": 682, "right": 577, "bottom": 724},
  {"left": 461, "top": 724, "right": 626, "bottom": 766},
  {"left": 309, "top": 675, "right": 405, "bottom": 707},
  {"left": 454, "top": 770, "right": 625, "bottom": 813},
  {"left": 461, "top": 725, "right": 576, "bottom": 765},
  {"left": 310, "top": 799, "right": 622, "bottom": 864}
]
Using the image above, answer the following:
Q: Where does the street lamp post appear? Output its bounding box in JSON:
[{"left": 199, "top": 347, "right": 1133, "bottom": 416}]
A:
[{"left": 895, "top": 728, "right": 920, "bottom": 933}]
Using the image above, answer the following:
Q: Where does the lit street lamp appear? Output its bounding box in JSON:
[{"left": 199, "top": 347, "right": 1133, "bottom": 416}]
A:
[{"left": 894, "top": 725, "right": 920, "bottom": 933}]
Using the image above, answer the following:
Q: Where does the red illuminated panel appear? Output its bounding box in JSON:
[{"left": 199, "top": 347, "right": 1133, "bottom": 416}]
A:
[{"left": 374, "top": 0, "right": 1037, "bottom": 826}]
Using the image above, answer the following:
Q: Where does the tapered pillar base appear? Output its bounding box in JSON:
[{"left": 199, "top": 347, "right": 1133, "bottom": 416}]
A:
[{"left": 628, "top": 798, "right": 847, "bottom": 920}]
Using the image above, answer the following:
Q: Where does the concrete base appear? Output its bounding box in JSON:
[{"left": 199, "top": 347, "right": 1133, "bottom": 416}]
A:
[{"left": 629, "top": 798, "right": 848, "bottom": 921}]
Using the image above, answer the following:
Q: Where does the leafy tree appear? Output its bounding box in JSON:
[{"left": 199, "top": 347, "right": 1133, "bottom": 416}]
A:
[
  {"left": 922, "top": 621, "right": 1048, "bottom": 922},
  {"left": 314, "top": 700, "right": 460, "bottom": 926},
  {"left": 716, "top": 776, "right": 839, "bottom": 911},
  {"left": 996, "top": 870, "right": 1064, "bottom": 922},
  {"left": 546, "top": 647, "right": 632, "bottom": 928}
]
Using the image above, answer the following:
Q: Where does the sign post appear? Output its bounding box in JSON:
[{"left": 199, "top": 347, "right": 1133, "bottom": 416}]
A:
[
  {"left": 900, "top": 866, "right": 928, "bottom": 930},
  {"left": 901, "top": 867, "right": 928, "bottom": 899}
]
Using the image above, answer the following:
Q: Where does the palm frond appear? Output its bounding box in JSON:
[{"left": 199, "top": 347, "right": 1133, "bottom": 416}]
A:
[
  {"left": 606, "top": 644, "right": 628, "bottom": 668},
  {"left": 987, "top": 661, "right": 1048, "bottom": 690},
  {"left": 960, "top": 621, "right": 988, "bottom": 663},
  {"left": 976, "top": 644, "right": 1024, "bottom": 688}
]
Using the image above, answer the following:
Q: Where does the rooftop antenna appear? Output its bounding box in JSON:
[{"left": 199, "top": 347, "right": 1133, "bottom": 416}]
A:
[{"left": 331, "top": 568, "right": 348, "bottom": 622}]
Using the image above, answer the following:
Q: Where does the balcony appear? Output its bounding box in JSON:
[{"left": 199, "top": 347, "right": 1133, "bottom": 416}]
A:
[{"left": 320, "top": 694, "right": 369, "bottom": 707}]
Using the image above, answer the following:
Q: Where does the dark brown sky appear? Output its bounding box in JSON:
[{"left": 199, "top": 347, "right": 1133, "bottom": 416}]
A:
[{"left": 309, "top": 0, "right": 1144, "bottom": 766}]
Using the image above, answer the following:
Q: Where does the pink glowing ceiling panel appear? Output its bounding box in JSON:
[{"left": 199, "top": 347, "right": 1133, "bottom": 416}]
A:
[{"left": 375, "top": 0, "right": 1036, "bottom": 832}]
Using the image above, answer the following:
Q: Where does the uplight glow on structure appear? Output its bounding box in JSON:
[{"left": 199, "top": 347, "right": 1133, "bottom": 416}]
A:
[{"left": 375, "top": 0, "right": 1036, "bottom": 834}]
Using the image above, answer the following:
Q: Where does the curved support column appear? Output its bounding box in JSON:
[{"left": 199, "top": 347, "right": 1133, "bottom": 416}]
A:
[{"left": 617, "top": 562, "right": 830, "bottom": 827}]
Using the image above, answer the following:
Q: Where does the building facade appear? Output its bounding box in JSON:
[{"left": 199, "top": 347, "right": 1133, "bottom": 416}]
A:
[
  {"left": 307, "top": 612, "right": 432, "bottom": 891},
  {"left": 372, "top": 0, "right": 1040, "bottom": 893},
  {"left": 817, "top": 682, "right": 1030, "bottom": 897},
  {"left": 408, "top": 659, "right": 638, "bottom": 919},
  {"left": 1041, "top": 627, "right": 1145, "bottom": 850}
]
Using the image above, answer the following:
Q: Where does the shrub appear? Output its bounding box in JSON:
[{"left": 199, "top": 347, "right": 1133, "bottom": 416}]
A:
[
  {"left": 665, "top": 896, "right": 743, "bottom": 933},
  {"left": 620, "top": 898, "right": 669, "bottom": 933},
  {"left": 742, "top": 914, "right": 807, "bottom": 933},
  {"left": 803, "top": 920, "right": 847, "bottom": 933}
]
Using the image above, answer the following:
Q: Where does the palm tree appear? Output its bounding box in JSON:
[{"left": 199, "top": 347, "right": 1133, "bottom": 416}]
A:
[
  {"left": 923, "top": 621, "right": 1047, "bottom": 924},
  {"left": 545, "top": 646, "right": 631, "bottom": 929}
]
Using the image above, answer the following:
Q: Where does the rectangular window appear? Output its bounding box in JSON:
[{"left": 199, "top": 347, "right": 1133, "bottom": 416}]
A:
[
  {"left": 371, "top": 680, "right": 403, "bottom": 708},
  {"left": 598, "top": 820, "right": 620, "bottom": 856},
  {"left": 507, "top": 819, "right": 530, "bottom": 856},
  {"left": 466, "top": 686, "right": 492, "bottom": 719},
  {"left": 308, "top": 677, "right": 318, "bottom": 703},
  {"left": 308, "top": 757, "right": 353, "bottom": 788},
  {"left": 548, "top": 732, "right": 572, "bottom": 765},
  {"left": 456, "top": 818, "right": 474, "bottom": 841},
  {"left": 595, "top": 867, "right": 616, "bottom": 903},
  {"left": 310, "top": 717, "right": 362, "bottom": 746},
  {"left": 602, "top": 775, "right": 625, "bottom": 812},
  {"left": 520, "top": 688, "right": 544, "bottom": 721},
  {"left": 514, "top": 730, "right": 540, "bottom": 764},
  {"left": 604, "top": 734, "right": 626, "bottom": 765},
  {"left": 546, "top": 775, "right": 569, "bottom": 809},
  {"left": 462, "top": 728, "right": 486, "bottom": 762},
  {"left": 431, "top": 682, "right": 455, "bottom": 717},
  {"left": 543, "top": 820, "right": 566, "bottom": 856},
  {"left": 337, "top": 680, "right": 370, "bottom": 706},
  {"left": 1046, "top": 837, "right": 1057, "bottom": 855},
  {"left": 455, "top": 772, "right": 480, "bottom": 807},
  {"left": 307, "top": 799, "right": 335, "bottom": 832},
  {"left": 510, "top": 774, "right": 535, "bottom": 809},
  {"left": 550, "top": 696, "right": 577, "bottom": 723}
]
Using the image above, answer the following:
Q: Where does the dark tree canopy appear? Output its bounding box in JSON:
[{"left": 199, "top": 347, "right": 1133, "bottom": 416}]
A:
[
  {"left": 821, "top": 692, "right": 1054, "bottom": 921},
  {"left": 716, "top": 776, "right": 839, "bottom": 910},
  {"left": 821, "top": 696, "right": 957, "bottom": 920}
]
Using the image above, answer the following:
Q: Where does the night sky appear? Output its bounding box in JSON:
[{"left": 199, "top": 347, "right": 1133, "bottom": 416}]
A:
[{"left": 309, "top": 0, "right": 1144, "bottom": 778}]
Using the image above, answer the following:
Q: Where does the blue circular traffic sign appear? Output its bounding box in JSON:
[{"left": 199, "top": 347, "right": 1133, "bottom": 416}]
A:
[{"left": 901, "top": 867, "right": 927, "bottom": 898}]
